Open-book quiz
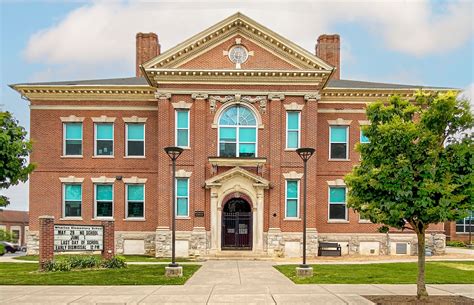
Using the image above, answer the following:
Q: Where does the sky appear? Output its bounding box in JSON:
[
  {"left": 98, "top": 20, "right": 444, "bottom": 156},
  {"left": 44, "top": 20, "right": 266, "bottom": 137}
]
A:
[{"left": 1, "top": 0, "right": 473, "bottom": 211}]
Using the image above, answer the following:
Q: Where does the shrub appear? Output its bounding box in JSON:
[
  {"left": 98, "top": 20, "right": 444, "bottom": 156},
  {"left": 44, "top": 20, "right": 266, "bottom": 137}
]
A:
[
  {"left": 0, "top": 229, "right": 12, "bottom": 242},
  {"left": 102, "top": 255, "right": 127, "bottom": 269},
  {"left": 44, "top": 255, "right": 127, "bottom": 272},
  {"left": 446, "top": 240, "right": 466, "bottom": 248},
  {"left": 0, "top": 244, "right": 5, "bottom": 256}
]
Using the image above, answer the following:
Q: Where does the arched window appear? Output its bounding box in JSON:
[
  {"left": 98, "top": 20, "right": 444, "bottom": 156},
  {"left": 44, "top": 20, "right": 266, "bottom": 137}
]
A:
[{"left": 218, "top": 105, "right": 257, "bottom": 157}]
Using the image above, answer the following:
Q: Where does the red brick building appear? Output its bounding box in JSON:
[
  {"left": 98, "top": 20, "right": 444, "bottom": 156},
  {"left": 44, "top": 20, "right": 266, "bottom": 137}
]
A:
[
  {"left": 0, "top": 209, "right": 29, "bottom": 247},
  {"left": 12, "top": 13, "right": 451, "bottom": 257}
]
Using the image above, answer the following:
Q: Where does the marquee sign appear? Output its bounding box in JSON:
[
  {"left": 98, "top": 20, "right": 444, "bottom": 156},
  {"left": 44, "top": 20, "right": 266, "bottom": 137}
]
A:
[{"left": 54, "top": 225, "right": 103, "bottom": 252}]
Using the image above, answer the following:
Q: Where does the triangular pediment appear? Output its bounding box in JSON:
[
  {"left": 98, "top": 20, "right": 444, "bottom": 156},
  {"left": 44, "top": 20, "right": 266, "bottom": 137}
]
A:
[
  {"left": 142, "top": 13, "right": 333, "bottom": 71},
  {"left": 205, "top": 167, "right": 270, "bottom": 188},
  {"left": 141, "top": 13, "right": 334, "bottom": 87}
]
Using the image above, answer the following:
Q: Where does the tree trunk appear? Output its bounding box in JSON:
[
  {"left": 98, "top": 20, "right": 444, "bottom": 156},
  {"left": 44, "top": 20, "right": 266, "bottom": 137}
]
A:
[{"left": 416, "top": 228, "right": 428, "bottom": 300}]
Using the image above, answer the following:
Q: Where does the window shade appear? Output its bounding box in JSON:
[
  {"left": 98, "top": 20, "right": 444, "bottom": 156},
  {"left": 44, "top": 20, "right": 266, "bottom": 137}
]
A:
[
  {"left": 127, "top": 185, "right": 144, "bottom": 201},
  {"left": 127, "top": 124, "right": 144, "bottom": 140},
  {"left": 96, "top": 185, "right": 112, "bottom": 200},
  {"left": 287, "top": 112, "right": 299, "bottom": 129},
  {"left": 177, "top": 111, "right": 188, "bottom": 128},
  {"left": 330, "top": 126, "right": 347, "bottom": 142},
  {"left": 97, "top": 124, "right": 113, "bottom": 140},
  {"left": 330, "top": 187, "right": 346, "bottom": 203},
  {"left": 66, "top": 123, "right": 82, "bottom": 139},
  {"left": 65, "top": 184, "right": 82, "bottom": 201}
]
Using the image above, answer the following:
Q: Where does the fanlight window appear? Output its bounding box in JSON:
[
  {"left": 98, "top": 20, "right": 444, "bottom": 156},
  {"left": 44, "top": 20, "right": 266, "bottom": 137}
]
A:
[{"left": 218, "top": 105, "right": 257, "bottom": 157}]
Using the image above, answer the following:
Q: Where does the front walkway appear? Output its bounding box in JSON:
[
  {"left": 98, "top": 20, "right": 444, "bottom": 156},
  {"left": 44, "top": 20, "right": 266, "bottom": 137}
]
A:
[{"left": 1, "top": 260, "right": 473, "bottom": 304}]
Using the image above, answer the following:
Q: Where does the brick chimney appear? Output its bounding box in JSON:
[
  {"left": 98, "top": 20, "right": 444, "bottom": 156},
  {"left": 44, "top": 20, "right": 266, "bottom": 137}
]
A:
[
  {"left": 136, "top": 32, "right": 160, "bottom": 77},
  {"left": 315, "top": 34, "right": 340, "bottom": 80}
]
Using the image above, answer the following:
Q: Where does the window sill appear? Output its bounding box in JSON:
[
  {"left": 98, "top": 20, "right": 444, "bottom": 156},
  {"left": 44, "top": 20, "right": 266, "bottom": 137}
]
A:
[
  {"left": 328, "top": 159, "right": 351, "bottom": 162},
  {"left": 176, "top": 217, "right": 191, "bottom": 220},
  {"left": 59, "top": 217, "right": 83, "bottom": 221},
  {"left": 359, "top": 220, "right": 372, "bottom": 224},
  {"left": 284, "top": 148, "right": 298, "bottom": 151},
  {"left": 92, "top": 156, "right": 114, "bottom": 159},
  {"left": 124, "top": 156, "right": 146, "bottom": 159},
  {"left": 123, "top": 218, "right": 146, "bottom": 221},
  {"left": 284, "top": 218, "right": 301, "bottom": 221},
  {"left": 61, "top": 155, "right": 83, "bottom": 159},
  {"left": 178, "top": 147, "right": 191, "bottom": 150},
  {"left": 92, "top": 218, "right": 114, "bottom": 221},
  {"left": 327, "top": 220, "right": 349, "bottom": 223}
]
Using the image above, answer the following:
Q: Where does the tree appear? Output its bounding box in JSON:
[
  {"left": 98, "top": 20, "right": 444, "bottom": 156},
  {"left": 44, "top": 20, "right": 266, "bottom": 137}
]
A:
[
  {"left": 345, "top": 91, "right": 473, "bottom": 300},
  {"left": 0, "top": 111, "right": 35, "bottom": 207}
]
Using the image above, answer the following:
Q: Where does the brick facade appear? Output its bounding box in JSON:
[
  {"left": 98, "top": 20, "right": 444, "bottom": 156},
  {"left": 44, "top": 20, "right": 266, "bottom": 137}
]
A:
[{"left": 13, "top": 13, "right": 449, "bottom": 257}]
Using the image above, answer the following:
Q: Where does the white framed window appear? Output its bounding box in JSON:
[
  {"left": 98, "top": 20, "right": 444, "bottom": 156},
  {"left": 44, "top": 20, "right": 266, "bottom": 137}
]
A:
[
  {"left": 328, "top": 186, "right": 347, "bottom": 220},
  {"left": 285, "top": 180, "right": 300, "bottom": 219},
  {"left": 126, "top": 184, "right": 145, "bottom": 219},
  {"left": 456, "top": 210, "right": 473, "bottom": 233},
  {"left": 63, "top": 183, "right": 82, "bottom": 218},
  {"left": 94, "top": 123, "right": 114, "bottom": 156},
  {"left": 176, "top": 110, "right": 190, "bottom": 148},
  {"left": 176, "top": 178, "right": 189, "bottom": 217},
  {"left": 329, "top": 126, "right": 349, "bottom": 160},
  {"left": 360, "top": 129, "right": 369, "bottom": 144},
  {"left": 126, "top": 123, "right": 145, "bottom": 157},
  {"left": 286, "top": 111, "right": 301, "bottom": 149},
  {"left": 10, "top": 226, "right": 21, "bottom": 245},
  {"left": 63, "top": 123, "right": 82, "bottom": 156},
  {"left": 94, "top": 184, "right": 113, "bottom": 218},
  {"left": 218, "top": 105, "right": 257, "bottom": 157}
]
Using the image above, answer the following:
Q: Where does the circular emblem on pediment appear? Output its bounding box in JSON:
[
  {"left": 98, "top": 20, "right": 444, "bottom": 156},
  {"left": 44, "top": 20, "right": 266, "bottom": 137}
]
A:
[{"left": 228, "top": 45, "right": 249, "bottom": 64}]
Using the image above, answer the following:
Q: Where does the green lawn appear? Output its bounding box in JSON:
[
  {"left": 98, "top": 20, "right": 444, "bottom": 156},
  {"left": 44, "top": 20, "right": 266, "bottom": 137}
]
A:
[
  {"left": 0, "top": 263, "right": 200, "bottom": 285},
  {"left": 275, "top": 261, "right": 474, "bottom": 284},
  {"left": 13, "top": 254, "right": 192, "bottom": 263}
]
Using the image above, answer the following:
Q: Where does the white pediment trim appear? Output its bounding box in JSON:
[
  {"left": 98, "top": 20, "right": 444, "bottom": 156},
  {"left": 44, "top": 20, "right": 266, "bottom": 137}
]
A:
[
  {"left": 91, "top": 176, "right": 116, "bottom": 183},
  {"left": 142, "top": 13, "right": 333, "bottom": 71},
  {"left": 176, "top": 170, "right": 192, "bottom": 178},
  {"left": 284, "top": 102, "right": 304, "bottom": 111},
  {"left": 327, "top": 118, "right": 352, "bottom": 125},
  {"left": 123, "top": 176, "right": 148, "bottom": 184},
  {"left": 59, "top": 176, "right": 84, "bottom": 183},
  {"left": 205, "top": 167, "right": 270, "bottom": 188},
  {"left": 358, "top": 120, "right": 370, "bottom": 126},
  {"left": 282, "top": 171, "right": 303, "bottom": 180},
  {"left": 92, "top": 115, "right": 116, "bottom": 123},
  {"left": 172, "top": 101, "right": 193, "bottom": 109},
  {"left": 327, "top": 179, "right": 346, "bottom": 186},
  {"left": 123, "top": 116, "right": 147, "bottom": 123},
  {"left": 60, "top": 115, "right": 84, "bottom": 122}
]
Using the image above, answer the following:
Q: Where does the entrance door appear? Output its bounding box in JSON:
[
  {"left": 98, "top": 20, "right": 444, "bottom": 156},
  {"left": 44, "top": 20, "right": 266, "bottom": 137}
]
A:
[{"left": 222, "top": 198, "right": 252, "bottom": 250}]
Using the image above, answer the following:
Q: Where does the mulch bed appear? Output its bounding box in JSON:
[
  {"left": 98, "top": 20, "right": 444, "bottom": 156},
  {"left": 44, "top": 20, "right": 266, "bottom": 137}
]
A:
[{"left": 363, "top": 295, "right": 473, "bottom": 305}]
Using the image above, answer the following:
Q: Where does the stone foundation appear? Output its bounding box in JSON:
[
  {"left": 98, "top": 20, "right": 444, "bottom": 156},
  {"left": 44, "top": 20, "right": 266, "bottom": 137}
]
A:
[
  {"left": 266, "top": 228, "right": 318, "bottom": 258},
  {"left": 115, "top": 231, "right": 156, "bottom": 255},
  {"left": 155, "top": 227, "right": 209, "bottom": 258}
]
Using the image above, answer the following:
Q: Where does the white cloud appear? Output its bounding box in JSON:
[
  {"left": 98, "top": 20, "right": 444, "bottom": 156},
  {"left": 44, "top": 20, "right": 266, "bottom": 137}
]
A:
[
  {"left": 460, "top": 82, "right": 474, "bottom": 110},
  {"left": 24, "top": 0, "right": 473, "bottom": 73}
]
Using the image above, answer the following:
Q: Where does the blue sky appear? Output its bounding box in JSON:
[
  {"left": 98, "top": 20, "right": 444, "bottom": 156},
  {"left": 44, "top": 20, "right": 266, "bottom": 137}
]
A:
[{"left": 1, "top": 0, "right": 473, "bottom": 211}]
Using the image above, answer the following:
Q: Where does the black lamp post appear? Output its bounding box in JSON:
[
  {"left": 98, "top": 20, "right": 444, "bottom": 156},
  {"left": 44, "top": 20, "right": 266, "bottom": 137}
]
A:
[
  {"left": 296, "top": 147, "right": 315, "bottom": 268},
  {"left": 164, "top": 146, "right": 184, "bottom": 267}
]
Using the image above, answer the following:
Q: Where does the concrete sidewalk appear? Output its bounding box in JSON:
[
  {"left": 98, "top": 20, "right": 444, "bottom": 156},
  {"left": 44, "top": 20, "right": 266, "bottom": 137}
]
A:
[{"left": 1, "top": 260, "right": 473, "bottom": 304}]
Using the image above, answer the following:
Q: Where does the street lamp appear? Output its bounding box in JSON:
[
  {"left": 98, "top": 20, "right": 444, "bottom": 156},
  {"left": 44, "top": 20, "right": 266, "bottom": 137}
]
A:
[
  {"left": 296, "top": 147, "right": 315, "bottom": 270},
  {"left": 164, "top": 146, "right": 184, "bottom": 268}
]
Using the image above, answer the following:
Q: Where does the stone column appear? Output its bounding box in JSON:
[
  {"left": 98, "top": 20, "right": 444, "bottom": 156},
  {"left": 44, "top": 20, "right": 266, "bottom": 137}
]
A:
[
  {"left": 38, "top": 215, "right": 54, "bottom": 271},
  {"left": 210, "top": 190, "right": 219, "bottom": 251},
  {"left": 255, "top": 187, "right": 265, "bottom": 252},
  {"left": 101, "top": 220, "right": 115, "bottom": 260}
]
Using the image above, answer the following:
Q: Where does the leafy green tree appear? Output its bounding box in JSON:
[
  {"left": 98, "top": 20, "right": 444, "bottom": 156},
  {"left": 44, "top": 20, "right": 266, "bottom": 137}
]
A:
[
  {"left": 345, "top": 91, "right": 473, "bottom": 299},
  {"left": 0, "top": 112, "right": 35, "bottom": 206},
  {"left": 0, "top": 228, "right": 12, "bottom": 242}
]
